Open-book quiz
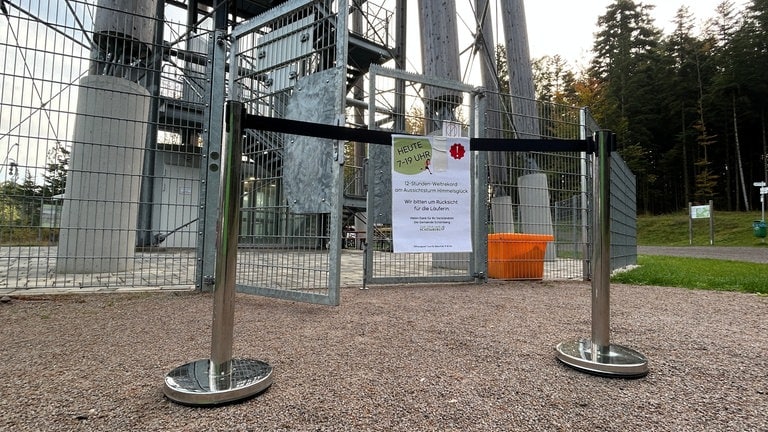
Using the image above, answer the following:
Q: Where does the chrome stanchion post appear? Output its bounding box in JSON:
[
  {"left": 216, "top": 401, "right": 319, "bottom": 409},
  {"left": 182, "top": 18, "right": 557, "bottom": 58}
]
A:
[
  {"left": 163, "top": 101, "right": 274, "bottom": 405},
  {"left": 209, "top": 99, "right": 242, "bottom": 392},
  {"left": 591, "top": 129, "right": 611, "bottom": 361},
  {"left": 555, "top": 130, "right": 648, "bottom": 377}
]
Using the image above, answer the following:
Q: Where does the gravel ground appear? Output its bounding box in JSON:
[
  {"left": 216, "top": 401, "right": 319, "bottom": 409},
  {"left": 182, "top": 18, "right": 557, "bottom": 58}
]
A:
[
  {"left": 638, "top": 246, "right": 768, "bottom": 264},
  {"left": 1, "top": 281, "right": 767, "bottom": 431}
]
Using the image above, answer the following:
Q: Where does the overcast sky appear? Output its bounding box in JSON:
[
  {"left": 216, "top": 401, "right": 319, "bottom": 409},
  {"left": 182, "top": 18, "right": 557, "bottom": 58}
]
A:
[
  {"left": 524, "top": 0, "right": 750, "bottom": 67},
  {"left": 1, "top": 0, "right": 755, "bottom": 182},
  {"left": 407, "top": 1, "right": 751, "bottom": 83}
]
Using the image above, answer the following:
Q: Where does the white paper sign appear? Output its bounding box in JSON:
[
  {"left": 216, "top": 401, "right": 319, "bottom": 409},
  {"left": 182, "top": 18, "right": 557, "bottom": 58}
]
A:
[{"left": 391, "top": 135, "right": 472, "bottom": 253}]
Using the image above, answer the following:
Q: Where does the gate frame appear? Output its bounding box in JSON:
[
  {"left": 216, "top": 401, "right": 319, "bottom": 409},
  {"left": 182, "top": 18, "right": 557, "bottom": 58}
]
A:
[
  {"left": 220, "top": 0, "right": 350, "bottom": 306},
  {"left": 364, "top": 65, "right": 487, "bottom": 286}
]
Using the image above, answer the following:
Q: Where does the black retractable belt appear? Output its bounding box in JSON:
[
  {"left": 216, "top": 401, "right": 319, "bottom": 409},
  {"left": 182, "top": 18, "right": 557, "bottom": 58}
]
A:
[{"left": 243, "top": 114, "right": 596, "bottom": 153}]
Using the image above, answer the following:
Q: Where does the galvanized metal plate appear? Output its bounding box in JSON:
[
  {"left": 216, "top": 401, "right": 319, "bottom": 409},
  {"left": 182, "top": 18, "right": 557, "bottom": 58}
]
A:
[
  {"left": 284, "top": 68, "right": 342, "bottom": 214},
  {"left": 164, "top": 358, "right": 274, "bottom": 405},
  {"left": 555, "top": 339, "right": 648, "bottom": 378}
]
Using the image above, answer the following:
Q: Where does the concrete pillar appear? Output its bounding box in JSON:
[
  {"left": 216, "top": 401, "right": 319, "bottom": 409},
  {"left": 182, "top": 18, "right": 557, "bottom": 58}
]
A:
[
  {"left": 491, "top": 195, "right": 515, "bottom": 233},
  {"left": 57, "top": 75, "right": 150, "bottom": 273},
  {"left": 518, "top": 173, "right": 555, "bottom": 260}
]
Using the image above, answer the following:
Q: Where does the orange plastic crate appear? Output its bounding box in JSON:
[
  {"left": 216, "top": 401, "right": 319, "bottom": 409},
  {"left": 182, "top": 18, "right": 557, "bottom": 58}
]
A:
[{"left": 487, "top": 233, "right": 554, "bottom": 279}]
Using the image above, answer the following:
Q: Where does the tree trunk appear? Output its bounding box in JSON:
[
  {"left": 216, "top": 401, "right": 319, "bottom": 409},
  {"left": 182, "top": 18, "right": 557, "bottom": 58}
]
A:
[
  {"left": 733, "top": 93, "right": 749, "bottom": 211},
  {"left": 762, "top": 108, "right": 768, "bottom": 185},
  {"left": 682, "top": 101, "right": 689, "bottom": 206}
]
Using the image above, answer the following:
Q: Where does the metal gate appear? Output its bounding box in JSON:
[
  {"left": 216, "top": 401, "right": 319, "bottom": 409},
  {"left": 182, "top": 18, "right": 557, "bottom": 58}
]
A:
[
  {"left": 227, "top": 0, "right": 349, "bottom": 305},
  {"left": 362, "top": 68, "right": 612, "bottom": 285},
  {"left": 364, "top": 65, "right": 484, "bottom": 285}
]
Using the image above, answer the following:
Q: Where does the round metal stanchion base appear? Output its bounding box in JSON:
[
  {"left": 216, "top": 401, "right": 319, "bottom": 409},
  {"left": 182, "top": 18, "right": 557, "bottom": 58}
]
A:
[
  {"left": 555, "top": 339, "right": 649, "bottom": 378},
  {"left": 164, "top": 358, "right": 273, "bottom": 406}
]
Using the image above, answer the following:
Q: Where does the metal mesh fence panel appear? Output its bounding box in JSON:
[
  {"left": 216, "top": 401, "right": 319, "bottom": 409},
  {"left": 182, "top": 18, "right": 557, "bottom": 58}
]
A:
[
  {"left": 0, "top": 1, "right": 206, "bottom": 292},
  {"left": 610, "top": 153, "right": 638, "bottom": 269},
  {"left": 484, "top": 98, "right": 636, "bottom": 279},
  {"left": 484, "top": 91, "right": 589, "bottom": 280},
  {"left": 581, "top": 109, "right": 638, "bottom": 273}
]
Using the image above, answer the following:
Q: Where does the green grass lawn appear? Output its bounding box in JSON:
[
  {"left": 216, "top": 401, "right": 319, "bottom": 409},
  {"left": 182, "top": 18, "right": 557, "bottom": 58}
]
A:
[
  {"left": 612, "top": 255, "right": 767, "bottom": 294},
  {"left": 613, "top": 211, "right": 767, "bottom": 294},
  {"left": 637, "top": 210, "right": 767, "bottom": 246}
]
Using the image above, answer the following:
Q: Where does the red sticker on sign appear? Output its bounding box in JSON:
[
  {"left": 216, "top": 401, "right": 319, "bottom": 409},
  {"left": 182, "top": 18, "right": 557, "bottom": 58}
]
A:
[{"left": 449, "top": 143, "right": 465, "bottom": 160}]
